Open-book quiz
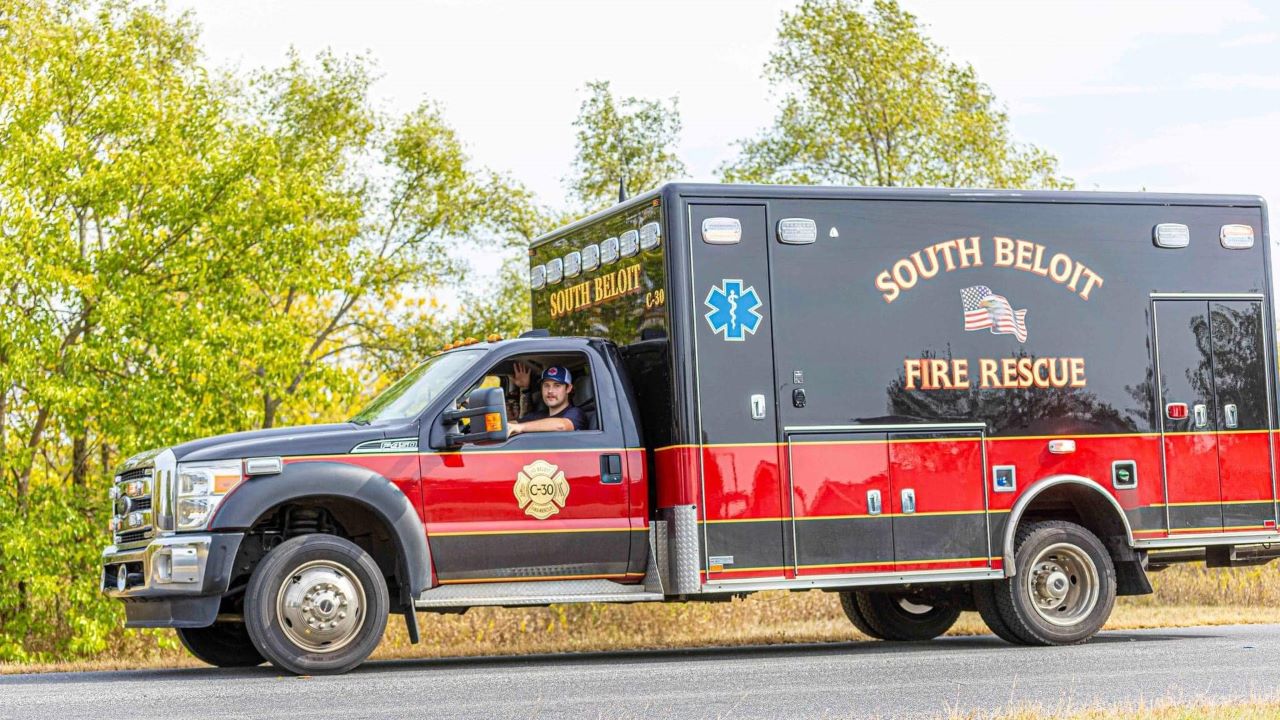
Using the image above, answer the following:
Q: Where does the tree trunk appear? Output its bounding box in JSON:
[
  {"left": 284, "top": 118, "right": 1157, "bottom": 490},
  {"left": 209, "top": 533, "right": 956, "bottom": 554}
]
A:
[{"left": 71, "top": 432, "right": 89, "bottom": 486}]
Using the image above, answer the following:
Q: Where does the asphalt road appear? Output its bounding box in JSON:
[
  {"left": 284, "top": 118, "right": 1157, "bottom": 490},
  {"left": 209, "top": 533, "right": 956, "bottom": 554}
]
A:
[{"left": 3, "top": 624, "right": 1278, "bottom": 719}]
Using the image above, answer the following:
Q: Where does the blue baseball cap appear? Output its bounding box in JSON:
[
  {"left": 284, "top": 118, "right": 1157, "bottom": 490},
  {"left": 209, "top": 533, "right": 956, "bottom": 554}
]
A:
[{"left": 541, "top": 365, "right": 572, "bottom": 385}]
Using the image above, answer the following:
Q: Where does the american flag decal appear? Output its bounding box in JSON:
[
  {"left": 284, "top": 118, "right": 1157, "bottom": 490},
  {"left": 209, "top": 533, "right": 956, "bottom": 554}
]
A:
[{"left": 961, "top": 285, "right": 1028, "bottom": 343}]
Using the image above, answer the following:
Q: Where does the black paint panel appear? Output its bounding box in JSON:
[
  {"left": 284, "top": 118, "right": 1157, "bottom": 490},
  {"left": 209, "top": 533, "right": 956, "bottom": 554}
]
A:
[
  {"left": 792, "top": 516, "right": 895, "bottom": 568},
  {"left": 892, "top": 514, "right": 990, "bottom": 563},
  {"left": 429, "top": 530, "right": 639, "bottom": 582},
  {"left": 1223, "top": 502, "right": 1277, "bottom": 529},
  {"left": 703, "top": 521, "right": 787, "bottom": 572}
]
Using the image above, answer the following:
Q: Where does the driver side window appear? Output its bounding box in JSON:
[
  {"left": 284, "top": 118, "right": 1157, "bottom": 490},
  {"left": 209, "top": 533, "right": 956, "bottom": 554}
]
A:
[{"left": 453, "top": 352, "right": 598, "bottom": 433}]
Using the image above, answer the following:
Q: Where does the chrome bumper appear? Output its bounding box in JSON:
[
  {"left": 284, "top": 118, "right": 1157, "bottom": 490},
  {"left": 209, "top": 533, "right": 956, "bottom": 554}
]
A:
[{"left": 101, "top": 532, "right": 244, "bottom": 600}]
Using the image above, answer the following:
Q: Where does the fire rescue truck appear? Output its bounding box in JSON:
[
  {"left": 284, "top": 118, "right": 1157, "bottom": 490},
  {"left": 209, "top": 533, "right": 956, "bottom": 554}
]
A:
[{"left": 102, "top": 183, "right": 1279, "bottom": 675}]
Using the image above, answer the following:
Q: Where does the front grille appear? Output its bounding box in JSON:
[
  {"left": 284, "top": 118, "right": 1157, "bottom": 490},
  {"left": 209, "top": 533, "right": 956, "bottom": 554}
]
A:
[{"left": 112, "top": 467, "right": 155, "bottom": 544}]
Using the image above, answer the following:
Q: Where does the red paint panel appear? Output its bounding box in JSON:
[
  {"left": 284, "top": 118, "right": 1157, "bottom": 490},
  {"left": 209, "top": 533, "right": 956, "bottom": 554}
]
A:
[
  {"left": 889, "top": 438, "right": 983, "bottom": 514},
  {"left": 654, "top": 446, "right": 699, "bottom": 507},
  {"left": 983, "top": 435, "right": 1165, "bottom": 521},
  {"left": 1164, "top": 433, "right": 1222, "bottom": 506},
  {"left": 420, "top": 450, "right": 634, "bottom": 528},
  {"left": 789, "top": 440, "right": 887, "bottom": 518},
  {"left": 702, "top": 445, "right": 784, "bottom": 522},
  {"left": 1218, "top": 432, "right": 1272, "bottom": 502}
]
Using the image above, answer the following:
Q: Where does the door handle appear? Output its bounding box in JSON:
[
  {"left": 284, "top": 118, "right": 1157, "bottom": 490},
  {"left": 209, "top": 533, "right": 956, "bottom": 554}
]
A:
[
  {"left": 750, "top": 394, "right": 767, "bottom": 420},
  {"left": 866, "top": 490, "right": 882, "bottom": 516},
  {"left": 600, "top": 454, "right": 622, "bottom": 484},
  {"left": 901, "top": 488, "right": 916, "bottom": 514},
  {"left": 1193, "top": 403, "right": 1208, "bottom": 429},
  {"left": 1224, "top": 403, "right": 1239, "bottom": 429}
]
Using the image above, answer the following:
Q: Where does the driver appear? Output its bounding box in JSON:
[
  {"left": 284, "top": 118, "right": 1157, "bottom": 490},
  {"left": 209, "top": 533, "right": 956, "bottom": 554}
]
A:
[{"left": 509, "top": 362, "right": 586, "bottom": 435}]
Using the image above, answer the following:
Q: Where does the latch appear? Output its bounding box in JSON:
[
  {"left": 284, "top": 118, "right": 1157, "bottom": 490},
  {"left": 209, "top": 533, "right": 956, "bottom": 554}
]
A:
[
  {"left": 866, "top": 490, "right": 882, "bottom": 516},
  {"left": 750, "top": 394, "right": 767, "bottom": 420},
  {"left": 1224, "top": 403, "right": 1238, "bottom": 429},
  {"left": 900, "top": 488, "right": 916, "bottom": 514},
  {"left": 792, "top": 388, "right": 806, "bottom": 408},
  {"left": 1193, "top": 403, "right": 1208, "bottom": 429}
]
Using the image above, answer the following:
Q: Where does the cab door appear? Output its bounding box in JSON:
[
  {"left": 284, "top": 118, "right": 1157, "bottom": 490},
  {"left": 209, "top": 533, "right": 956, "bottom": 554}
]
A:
[{"left": 420, "top": 348, "right": 637, "bottom": 584}]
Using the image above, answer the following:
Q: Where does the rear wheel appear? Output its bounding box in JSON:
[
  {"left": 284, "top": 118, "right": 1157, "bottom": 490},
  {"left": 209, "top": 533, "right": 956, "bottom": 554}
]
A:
[
  {"left": 851, "top": 591, "right": 961, "bottom": 641},
  {"left": 244, "top": 534, "right": 389, "bottom": 675},
  {"left": 986, "top": 520, "right": 1116, "bottom": 646},
  {"left": 838, "top": 591, "right": 885, "bottom": 639},
  {"left": 177, "top": 622, "right": 265, "bottom": 667}
]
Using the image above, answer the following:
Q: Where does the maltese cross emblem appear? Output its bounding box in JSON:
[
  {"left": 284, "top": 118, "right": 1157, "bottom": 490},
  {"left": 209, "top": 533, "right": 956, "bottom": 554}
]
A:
[{"left": 704, "top": 279, "right": 763, "bottom": 342}]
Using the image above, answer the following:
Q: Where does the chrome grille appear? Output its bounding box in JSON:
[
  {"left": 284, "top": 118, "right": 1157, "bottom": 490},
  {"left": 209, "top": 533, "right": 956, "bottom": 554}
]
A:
[{"left": 111, "top": 467, "right": 155, "bottom": 545}]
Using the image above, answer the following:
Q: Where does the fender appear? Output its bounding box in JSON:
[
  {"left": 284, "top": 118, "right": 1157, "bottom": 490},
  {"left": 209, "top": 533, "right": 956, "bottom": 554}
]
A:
[
  {"left": 1002, "top": 473, "right": 1134, "bottom": 577},
  {"left": 210, "top": 461, "right": 431, "bottom": 597}
]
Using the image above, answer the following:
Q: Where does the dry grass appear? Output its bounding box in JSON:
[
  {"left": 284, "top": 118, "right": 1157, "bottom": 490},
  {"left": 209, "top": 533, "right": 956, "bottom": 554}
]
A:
[
  {"left": 4, "top": 562, "right": 1279, "bottom": 675},
  {"left": 946, "top": 695, "right": 1280, "bottom": 719}
]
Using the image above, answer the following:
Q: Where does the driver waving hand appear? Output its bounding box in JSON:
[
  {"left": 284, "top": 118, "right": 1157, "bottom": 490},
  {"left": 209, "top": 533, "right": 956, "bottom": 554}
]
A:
[{"left": 509, "top": 362, "right": 586, "bottom": 435}]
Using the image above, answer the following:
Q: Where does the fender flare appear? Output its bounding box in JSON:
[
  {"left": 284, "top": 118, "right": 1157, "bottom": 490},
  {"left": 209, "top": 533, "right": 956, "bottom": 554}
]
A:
[
  {"left": 1002, "top": 473, "right": 1134, "bottom": 577},
  {"left": 210, "top": 461, "right": 431, "bottom": 597}
]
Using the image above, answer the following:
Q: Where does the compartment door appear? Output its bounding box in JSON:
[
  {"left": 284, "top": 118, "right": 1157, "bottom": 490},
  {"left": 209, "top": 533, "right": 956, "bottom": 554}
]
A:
[
  {"left": 888, "top": 430, "right": 990, "bottom": 571},
  {"left": 688, "top": 204, "right": 784, "bottom": 580},
  {"left": 1154, "top": 300, "right": 1223, "bottom": 533},
  {"left": 787, "top": 433, "right": 894, "bottom": 576},
  {"left": 1208, "top": 300, "right": 1277, "bottom": 532}
]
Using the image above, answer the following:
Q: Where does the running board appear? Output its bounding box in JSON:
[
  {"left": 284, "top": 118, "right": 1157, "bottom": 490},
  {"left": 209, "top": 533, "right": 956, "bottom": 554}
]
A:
[{"left": 416, "top": 579, "right": 663, "bottom": 608}]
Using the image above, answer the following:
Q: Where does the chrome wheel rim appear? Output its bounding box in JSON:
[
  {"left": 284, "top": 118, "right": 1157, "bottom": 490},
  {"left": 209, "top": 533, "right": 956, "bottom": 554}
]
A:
[
  {"left": 276, "top": 559, "right": 366, "bottom": 653},
  {"left": 1025, "top": 542, "right": 1099, "bottom": 627},
  {"left": 896, "top": 598, "right": 934, "bottom": 615}
]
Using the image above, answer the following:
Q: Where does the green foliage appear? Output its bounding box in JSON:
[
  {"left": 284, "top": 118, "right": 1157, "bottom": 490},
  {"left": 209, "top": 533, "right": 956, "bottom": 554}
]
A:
[
  {"left": 720, "top": 0, "right": 1071, "bottom": 190},
  {"left": 0, "top": 0, "right": 539, "bottom": 661},
  {"left": 566, "top": 80, "right": 686, "bottom": 213}
]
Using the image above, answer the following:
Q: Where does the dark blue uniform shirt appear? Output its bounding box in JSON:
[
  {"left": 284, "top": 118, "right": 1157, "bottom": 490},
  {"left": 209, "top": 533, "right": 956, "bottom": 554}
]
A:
[{"left": 518, "top": 404, "right": 586, "bottom": 431}]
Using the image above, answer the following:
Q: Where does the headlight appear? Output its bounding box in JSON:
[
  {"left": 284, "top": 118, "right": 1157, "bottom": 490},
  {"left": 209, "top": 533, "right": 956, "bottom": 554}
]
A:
[{"left": 175, "top": 459, "right": 244, "bottom": 531}]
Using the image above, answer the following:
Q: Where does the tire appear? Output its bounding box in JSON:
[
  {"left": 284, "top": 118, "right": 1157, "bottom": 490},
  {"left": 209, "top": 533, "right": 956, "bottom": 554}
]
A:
[
  {"left": 990, "top": 520, "right": 1116, "bottom": 646},
  {"left": 971, "top": 580, "right": 1029, "bottom": 644},
  {"left": 852, "top": 591, "right": 961, "bottom": 641},
  {"left": 838, "top": 591, "right": 886, "bottom": 639},
  {"left": 244, "top": 534, "right": 389, "bottom": 675},
  {"left": 177, "top": 622, "right": 265, "bottom": 667}
]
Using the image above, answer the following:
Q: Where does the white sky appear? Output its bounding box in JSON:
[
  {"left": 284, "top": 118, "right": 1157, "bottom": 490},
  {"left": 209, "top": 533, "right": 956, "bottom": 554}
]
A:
[{"left": 178, "top": 0, "right": 1280, "bottom": 304}]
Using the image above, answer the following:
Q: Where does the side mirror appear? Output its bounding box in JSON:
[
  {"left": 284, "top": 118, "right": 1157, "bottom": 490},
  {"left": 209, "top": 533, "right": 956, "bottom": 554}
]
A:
[{"left": 442, "top": 387, "right": 509, "bottom": 447}]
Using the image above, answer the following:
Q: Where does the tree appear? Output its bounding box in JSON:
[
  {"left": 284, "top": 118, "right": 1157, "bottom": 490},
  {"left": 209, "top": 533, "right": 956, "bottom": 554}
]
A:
[
  {"left": 720, "top": 0, "right": 1071, "bottom": 190},
  {"left": 566, "top": 80, "right": 686, "bottom": 213}
]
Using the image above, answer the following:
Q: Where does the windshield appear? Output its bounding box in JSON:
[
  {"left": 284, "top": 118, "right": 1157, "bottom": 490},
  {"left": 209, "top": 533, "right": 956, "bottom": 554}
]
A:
[{"left": 350, "top": 349, "right": 484, "bottom": 424}]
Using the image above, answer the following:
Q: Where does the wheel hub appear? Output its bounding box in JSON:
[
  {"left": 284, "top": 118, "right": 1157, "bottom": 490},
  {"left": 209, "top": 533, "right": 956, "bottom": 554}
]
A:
[
  {"left": 277, "top": 561, "right": 366, "bottom": 653},
  {"left": 1024, "top": 542, "right": 1100, "bottom": 627}
]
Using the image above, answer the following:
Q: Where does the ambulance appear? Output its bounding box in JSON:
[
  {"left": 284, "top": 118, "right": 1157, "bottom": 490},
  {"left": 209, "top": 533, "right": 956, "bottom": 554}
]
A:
[{"left": 103, "top": 184, "right": 1278, "bottom": 674}]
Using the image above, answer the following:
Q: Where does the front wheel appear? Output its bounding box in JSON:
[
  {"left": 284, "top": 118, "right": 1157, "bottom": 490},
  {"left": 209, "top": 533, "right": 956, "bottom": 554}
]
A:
[
  {"left": 983, "top": 520, "right": 1116, "bottom": 646},
  {"left": 244, "top": 534, "right": 389, "bottom": 675},
  {"left": 177, "top": 622, "right": 265, "bottom": 667}
]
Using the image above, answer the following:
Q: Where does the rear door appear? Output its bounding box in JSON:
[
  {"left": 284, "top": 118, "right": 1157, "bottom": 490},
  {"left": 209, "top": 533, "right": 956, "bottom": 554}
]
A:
[
  {"left": 688, "top": 203, "right": 785, "bottom": 581},
  {"left": 1209, "top": 300, "right": 1276, "bottom": 532},
  {"left": 1154, "top": 297, "right": 1276, "bottom": 534}
]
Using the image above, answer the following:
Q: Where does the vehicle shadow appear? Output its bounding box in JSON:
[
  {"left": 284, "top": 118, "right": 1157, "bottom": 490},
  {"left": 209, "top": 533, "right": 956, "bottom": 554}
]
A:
[{"left": 0, "top": 628, "right": 1218, "bottom": 684}]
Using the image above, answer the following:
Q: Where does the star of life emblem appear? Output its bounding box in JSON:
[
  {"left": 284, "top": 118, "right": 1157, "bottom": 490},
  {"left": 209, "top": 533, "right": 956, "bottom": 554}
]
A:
[
  {"left": 704, "top": 279, "right": 763, "bottom": 341},
  {"left": 513, "top": 459, "right": 570, "bottom": 520}
]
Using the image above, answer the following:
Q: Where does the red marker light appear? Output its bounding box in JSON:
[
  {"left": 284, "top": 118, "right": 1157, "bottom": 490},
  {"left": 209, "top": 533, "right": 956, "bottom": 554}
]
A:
[{"left": 1166, "top": 403, "right": 1188, "bottom": 420}]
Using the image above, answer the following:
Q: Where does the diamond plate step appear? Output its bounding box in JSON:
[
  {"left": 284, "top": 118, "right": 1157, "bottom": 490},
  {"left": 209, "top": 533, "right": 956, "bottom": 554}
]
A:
[{"left": 416, "top": 579, "right": 663, "bottom": 608}]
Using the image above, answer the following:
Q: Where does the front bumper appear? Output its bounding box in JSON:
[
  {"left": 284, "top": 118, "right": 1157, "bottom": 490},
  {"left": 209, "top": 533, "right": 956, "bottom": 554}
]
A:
[{"left": 101, "top": 532, "right": 244, "bottom": 628}]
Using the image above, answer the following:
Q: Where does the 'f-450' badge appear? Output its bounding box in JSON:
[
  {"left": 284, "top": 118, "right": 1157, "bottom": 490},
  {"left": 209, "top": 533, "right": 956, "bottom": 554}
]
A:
[
  {"left": 514, "top": 460, "right": 570, "bottom": 520},
  {"left": 704, "top": 279, "right": 763, "bottom": 341}
]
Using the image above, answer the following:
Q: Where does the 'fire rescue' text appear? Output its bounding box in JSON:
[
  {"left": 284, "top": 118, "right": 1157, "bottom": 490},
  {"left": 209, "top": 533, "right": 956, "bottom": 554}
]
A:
[{"left": 904, "top": 357, "right": 1086, "bottom": 390}]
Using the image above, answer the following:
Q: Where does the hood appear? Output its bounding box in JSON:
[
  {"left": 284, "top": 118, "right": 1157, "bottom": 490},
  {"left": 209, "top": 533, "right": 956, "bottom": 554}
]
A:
[{"left": 172, "top": 421, "right": 416, "bottom": 463}]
